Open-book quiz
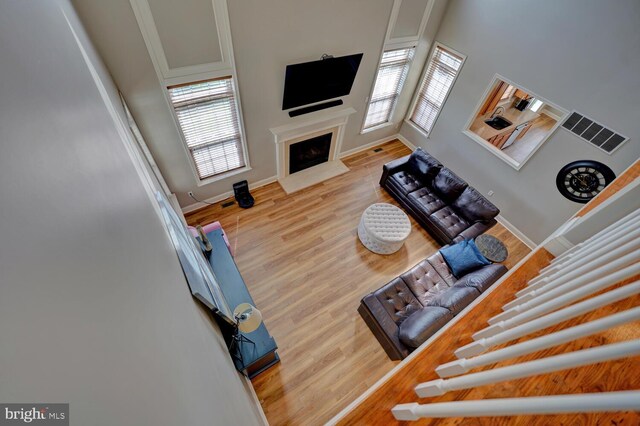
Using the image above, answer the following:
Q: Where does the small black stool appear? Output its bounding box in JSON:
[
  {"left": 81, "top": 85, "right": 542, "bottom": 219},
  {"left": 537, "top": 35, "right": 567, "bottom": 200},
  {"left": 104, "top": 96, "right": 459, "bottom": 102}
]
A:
[{"left": 233, "top": 180, "right": 254, "bottom": 209}]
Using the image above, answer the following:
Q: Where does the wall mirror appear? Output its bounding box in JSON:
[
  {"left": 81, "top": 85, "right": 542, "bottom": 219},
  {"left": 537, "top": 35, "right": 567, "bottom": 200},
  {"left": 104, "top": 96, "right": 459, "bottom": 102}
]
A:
[{"left": 463, "top": 74, "right": 568, "bottom": 170}]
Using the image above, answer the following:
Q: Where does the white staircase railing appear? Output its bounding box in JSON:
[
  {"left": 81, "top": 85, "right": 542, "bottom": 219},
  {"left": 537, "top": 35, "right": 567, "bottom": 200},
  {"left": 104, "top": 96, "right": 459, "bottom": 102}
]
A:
[
  {"left": 392, "top": 391, "right": 640, "bottom": 420},
  {"left": 533, "top": 221, "right": 640, "bottom": 282},
  {"left": 391, "top": 205, "right": 640, "bottom": 420},
  {"left": 544, "top": 209, "right": 640, "bottom": 266},
  {"left": 455, "top": 280, "right": 640, "bottom": 358},
  {"left": 476, "top": 262, "right": 640, "bottom": 339},
  {"left": 438, "top": 306, "right": 640, "bottom": 377},
  {"left": 508, "top": 241, "right": 640, "bottom": 309},
  {"left": 417, "top": 339, "right": 640, "bottom": 397}
]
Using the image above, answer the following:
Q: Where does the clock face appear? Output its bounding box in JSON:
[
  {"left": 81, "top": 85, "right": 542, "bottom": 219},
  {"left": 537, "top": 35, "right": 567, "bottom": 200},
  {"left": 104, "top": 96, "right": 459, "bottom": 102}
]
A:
[{"left": 556, "top": 161, "right": 615, "bottom": 203}]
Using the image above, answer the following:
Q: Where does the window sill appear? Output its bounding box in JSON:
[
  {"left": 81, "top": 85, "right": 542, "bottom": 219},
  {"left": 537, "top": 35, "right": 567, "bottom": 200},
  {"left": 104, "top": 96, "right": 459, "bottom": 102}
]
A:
[
  {"left": 403, "top": 119, "right": 430, "bottom": 139},
  {"left": 360, "top": 122, "right": 395, "bottom": 135},
  {"left": 195, "top": 165, "right": 252, "bottom": 187},
  {"left": 462, "top": 130, "right": 523, "bottom": 170}
]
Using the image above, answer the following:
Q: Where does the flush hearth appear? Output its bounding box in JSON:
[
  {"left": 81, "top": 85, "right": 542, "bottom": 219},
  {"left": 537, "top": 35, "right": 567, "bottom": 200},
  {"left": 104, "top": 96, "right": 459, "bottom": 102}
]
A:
[{"left": 270, "top": 107, "right": 356, "bottom": 194}]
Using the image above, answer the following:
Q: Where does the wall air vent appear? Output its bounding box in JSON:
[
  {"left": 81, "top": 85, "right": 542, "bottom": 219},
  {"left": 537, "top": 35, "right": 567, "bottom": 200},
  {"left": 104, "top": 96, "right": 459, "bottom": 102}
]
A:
[{"left": 561, "top": 111, "right": 629, "bottom": 154}]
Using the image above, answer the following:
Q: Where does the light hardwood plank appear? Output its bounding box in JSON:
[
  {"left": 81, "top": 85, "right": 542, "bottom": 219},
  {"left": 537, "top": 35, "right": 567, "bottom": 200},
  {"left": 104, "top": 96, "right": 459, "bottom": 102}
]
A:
[
  {"left": 186, "top": 140, "right": 530, "bottom": 425},
  {"left": 335, "top": 157, "right": 640, "bottom": 426}
]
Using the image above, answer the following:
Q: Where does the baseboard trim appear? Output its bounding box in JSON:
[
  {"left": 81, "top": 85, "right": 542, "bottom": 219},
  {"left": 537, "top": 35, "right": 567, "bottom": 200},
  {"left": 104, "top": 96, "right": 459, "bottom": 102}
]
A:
[
  {"left": 181, "top": 175, "right": 278, "bottom": 214},
  {"left": 395, "top": 133, "right": 416, "bottom": 151},
  {"left": 339, "top": 133, "right": 417, "bottom": 159},
  {"left": 496, "top": 214, "right": 537, "bottom": 249},
  {"left": 338, "top": 134, "right": 399, "bottom": 158},
  {"left": 182, "top": 134, "right": 419, "bottom": 214},
  {"left": 243, "top": 376, "right": 270, "bottom": 426}
]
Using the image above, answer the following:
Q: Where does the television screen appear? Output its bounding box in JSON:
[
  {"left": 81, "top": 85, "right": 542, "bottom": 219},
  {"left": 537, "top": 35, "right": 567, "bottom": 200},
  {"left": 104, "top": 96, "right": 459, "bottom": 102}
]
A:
[
  {"left": 154, "top": 191, "right": 234, "bottom": 324},
  {"left": 282, "top": 53, "right": 363, "bottom": 110}
]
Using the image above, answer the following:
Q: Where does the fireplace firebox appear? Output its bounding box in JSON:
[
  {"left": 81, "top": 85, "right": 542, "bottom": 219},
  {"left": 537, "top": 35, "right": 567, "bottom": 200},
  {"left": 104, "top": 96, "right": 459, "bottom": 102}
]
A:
[{"left": 289, "top": 133, "right": 332, "bottom": 174}]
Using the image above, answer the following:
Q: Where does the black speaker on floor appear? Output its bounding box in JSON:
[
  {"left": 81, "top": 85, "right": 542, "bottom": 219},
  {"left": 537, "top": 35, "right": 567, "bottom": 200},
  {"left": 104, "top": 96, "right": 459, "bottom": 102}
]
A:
[{"left": 233, "top": 180, "right": 254, "bottom": 209}]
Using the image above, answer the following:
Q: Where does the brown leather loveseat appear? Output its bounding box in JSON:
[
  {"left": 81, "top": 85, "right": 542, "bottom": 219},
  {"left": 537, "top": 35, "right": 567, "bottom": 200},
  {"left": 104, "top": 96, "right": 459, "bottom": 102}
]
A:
[
  {"left": 358, "top": 250, "right": 507, "bottom": 360},
  {"left": 380, "top": 148, "right": 500, "bottom": 245}
]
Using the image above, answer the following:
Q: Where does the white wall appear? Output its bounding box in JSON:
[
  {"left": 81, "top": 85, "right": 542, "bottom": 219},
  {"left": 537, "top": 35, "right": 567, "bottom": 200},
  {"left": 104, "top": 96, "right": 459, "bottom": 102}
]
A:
[
  {"left": 226, "top": 0, "right": 394, "bottom": 155},
  {"left": 0, "top": 1, "right": 264, "bottom": 424},
  {"left": 72, "top": 0, "right": 449, "bottom": 209},
  {"left": 400, "top": 0, "right": 640, "bottom": 244}
]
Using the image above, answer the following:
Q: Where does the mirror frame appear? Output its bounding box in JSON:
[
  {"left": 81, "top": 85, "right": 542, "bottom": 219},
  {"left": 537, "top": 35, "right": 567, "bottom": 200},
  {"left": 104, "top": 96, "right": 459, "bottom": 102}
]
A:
[{"left": 462, "top": 74, "right": 569, "bottom": 170}]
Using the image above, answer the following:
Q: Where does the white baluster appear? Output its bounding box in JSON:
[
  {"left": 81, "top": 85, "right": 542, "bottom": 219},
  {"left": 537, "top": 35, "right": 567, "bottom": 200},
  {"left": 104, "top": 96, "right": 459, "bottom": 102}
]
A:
[
  {"left": 521, "top": 242, "right": 640, "bottom": 300},
  {"left": 477, "top": 264, "right": 640, "bottom": 340},
  {"left": 548, "top": 220, "right": 640, "bottom": 269},
  {"left": 507, "top": 248, "right": 640, "bottom": 311},
  {"left": 438, "top": 307, "right": 640, "bottom": 377},
  {"left": 392, "top": 391, "right": 640, "bottom": 420},
  {"left": 546, "top": 209, "right": 640, "bottom": 266},
  {"left": 555, "top": 219, "right": 640, "bottom": 265},
  {"left": 456, "top": 281, "right": 640, "bottom": 358},
  {"left": 496, "top": 252, "right": 640, "bottom": 322},
  {"left": 530, "top": 225, "right": 640, "bottom": 286},
  {"left": 416, "top": 340, "right": 640, "bottom": 397}
]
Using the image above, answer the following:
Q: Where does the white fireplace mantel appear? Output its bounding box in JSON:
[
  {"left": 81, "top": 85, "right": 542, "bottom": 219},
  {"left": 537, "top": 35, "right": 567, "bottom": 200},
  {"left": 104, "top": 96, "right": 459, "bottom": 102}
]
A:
[{"left": 269, "top": 107, "right": 356, "bottom": 194}]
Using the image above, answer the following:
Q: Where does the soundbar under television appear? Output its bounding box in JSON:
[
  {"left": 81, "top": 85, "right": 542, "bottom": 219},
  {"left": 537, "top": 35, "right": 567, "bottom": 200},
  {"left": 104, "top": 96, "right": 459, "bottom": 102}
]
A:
[{"left": 282, "top": 53, "right": 363, "bottom": 110}]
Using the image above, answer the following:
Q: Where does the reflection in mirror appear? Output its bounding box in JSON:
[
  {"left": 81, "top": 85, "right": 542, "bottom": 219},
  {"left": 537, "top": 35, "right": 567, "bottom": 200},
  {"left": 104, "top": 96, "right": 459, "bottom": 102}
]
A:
[{"left": 463, "top": 75, "right": 568, "bottom": 170}]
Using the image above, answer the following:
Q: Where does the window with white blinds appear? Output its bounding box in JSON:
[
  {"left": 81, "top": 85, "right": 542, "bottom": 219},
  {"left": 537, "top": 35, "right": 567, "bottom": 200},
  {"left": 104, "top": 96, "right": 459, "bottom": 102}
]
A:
[
  {"left": 168, "top": 77, "right": 246, "bottom": 180},
  {"left": 410, "top": 44, "right": 465, "bottom": 134},
  {"left": 363, "top": 47, "right": 415, "bottom": 131}
]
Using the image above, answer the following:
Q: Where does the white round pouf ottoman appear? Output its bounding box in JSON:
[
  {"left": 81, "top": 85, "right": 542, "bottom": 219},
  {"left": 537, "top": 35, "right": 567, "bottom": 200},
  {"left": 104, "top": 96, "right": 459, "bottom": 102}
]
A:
[{"left": 358, "top": 203, "right": 411, "bottom": 254}]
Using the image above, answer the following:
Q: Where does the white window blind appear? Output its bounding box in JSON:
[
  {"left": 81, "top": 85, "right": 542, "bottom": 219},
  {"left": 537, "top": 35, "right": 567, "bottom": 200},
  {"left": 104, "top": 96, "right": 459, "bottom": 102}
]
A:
[
  {"left": 168, "top": 77, "right": 245, "bottom": 180},
  {"left": 410, "top": 44, "right": 464, "bottom": 134},
  {"left": 363, "top": 47, "right": 415, "bottom": 130}
]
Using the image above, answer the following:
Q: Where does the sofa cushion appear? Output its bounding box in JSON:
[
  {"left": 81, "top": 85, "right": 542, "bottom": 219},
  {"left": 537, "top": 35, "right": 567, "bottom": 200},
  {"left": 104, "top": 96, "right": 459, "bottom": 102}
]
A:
[
  {"left": 426, "top": 286, "right": 480, "bottom": 315},
  {"left": 440, "top": 239, "right": 490, "bottom": 278},
  {"left": 452, "top": 187, "right": 500, "bottom": 223},
  {"left": 407, "top": 188, "right": 446, "bottom": 215},
  {"left": 406, "top": 148, "right": 441, "bottom": 182},
  {"left": 433, "top": 167, "right": 468, "bottom": 203},
  {"left": 400, "top": 260, "right": 450, "bottom": 306},
  {"left": 373, "top": 277, "right": 423, "bottom": 325},
  {"left": 388, "top": 171, "right": 424, "bottom": 195},
  {"left": 426, "top": 251, "right": 456, "bottom": 286},
  {"left": 453, "top": 263, "right": 508, "bottom": 293},
  {"left": 429, "top": 207, "right": 470, "bottom": 240},
  {"left": 398, "top": 306, "right": 453, "bottom": 348}
]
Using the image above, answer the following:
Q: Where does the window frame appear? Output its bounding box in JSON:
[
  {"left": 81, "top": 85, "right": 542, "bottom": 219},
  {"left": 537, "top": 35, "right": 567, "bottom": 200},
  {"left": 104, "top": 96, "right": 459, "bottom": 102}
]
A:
[
  {"left": 462, "top": 73, "right": 569, "bottom": 171},
  {"left": 405, "top": 41, "right": 467, "bottom": 138},
  {"left": 361, "top": 45, "right": 416, "bottom": 134},
  {"left": 166, "top": 75, "right": 251, "bottom": 186}
]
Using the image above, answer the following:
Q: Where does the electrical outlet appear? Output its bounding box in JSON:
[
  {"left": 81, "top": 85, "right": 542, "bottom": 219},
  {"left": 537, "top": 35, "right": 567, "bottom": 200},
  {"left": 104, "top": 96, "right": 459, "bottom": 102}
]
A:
[{"left": 487, "top": 190, "right": 494, "bottom": 196}]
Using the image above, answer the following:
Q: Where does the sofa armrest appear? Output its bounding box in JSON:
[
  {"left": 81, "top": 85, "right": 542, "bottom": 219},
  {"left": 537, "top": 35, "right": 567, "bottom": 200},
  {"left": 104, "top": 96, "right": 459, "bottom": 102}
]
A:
[
  {"left": 380, "top": 154, "right": 411, "bottom": 186},
  {"left": 359, "top": 294, "right": 409, "bottom": 360},
  {"left": 453, "top": 263, "right": 508, "bottom": 293},
  {"left": 452, "top": 219, "right": 498, "bottom": 243}
]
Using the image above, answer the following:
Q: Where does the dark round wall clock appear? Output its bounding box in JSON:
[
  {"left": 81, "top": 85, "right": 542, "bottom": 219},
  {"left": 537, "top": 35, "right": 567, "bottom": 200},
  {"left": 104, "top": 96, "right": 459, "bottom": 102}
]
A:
[{"left": 556, "top": 160, "right": 616, "bottom": 203}]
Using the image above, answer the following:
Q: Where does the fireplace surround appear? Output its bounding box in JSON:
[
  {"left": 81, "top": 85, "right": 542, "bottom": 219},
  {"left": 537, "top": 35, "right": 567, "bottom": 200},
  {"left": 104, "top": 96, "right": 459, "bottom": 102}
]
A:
[
  {"left": 270, "top": 107, "right": 356, "bottom": 194},
  {"left": 289, "top": 132, "right": 332, "bottom": 174}
]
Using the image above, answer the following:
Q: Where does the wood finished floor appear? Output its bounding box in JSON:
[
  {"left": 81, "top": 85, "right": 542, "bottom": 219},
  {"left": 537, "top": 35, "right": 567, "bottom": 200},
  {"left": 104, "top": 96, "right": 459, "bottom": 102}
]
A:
[
  {"left": 186, "top": 140, "right": 531, "bottom": 425},
  {"left": 502, "top": 113, "right": 556, "bottom": 164},
  {"left": 335, "top": 158, "right": 640, "bottom": 426}
]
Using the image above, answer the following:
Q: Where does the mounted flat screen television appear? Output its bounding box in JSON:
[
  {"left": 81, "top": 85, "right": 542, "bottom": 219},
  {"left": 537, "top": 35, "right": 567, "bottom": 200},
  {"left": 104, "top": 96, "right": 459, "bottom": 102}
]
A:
[
  {"left": 154, "top": 191, "right": 234, "bottom": 324},
  {"left": 282, "top": 53, "right": 364, "bottom": 110}
]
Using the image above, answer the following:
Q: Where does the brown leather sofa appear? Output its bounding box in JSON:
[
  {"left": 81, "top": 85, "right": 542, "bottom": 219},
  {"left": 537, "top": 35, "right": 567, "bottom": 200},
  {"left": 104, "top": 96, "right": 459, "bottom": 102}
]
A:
[
  {"left": 380, "top": 148, "right": 500, "bottom": 245},
  {"left": 358, "top": 250, "right": 507, "bottom": 360}
]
